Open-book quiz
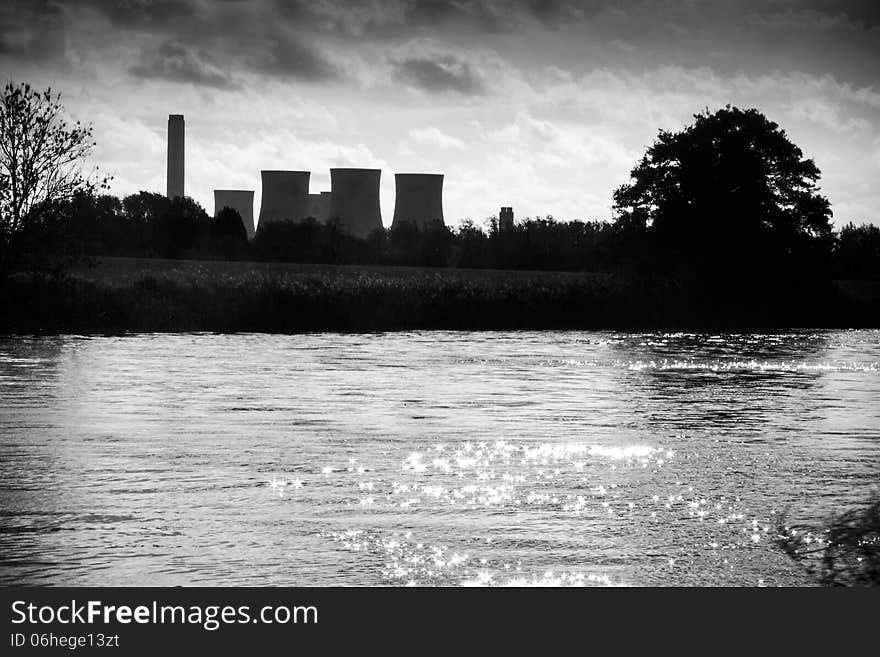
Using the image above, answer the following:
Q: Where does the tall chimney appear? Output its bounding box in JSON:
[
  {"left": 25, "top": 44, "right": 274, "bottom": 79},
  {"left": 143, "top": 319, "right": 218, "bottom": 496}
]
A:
[{"left": 167, "top": 114, "right": 185, "bottom": 199}]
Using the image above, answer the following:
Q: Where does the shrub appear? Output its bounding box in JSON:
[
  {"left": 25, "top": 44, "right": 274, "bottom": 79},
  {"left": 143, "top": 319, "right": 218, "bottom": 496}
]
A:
[{"left": 774, "top": 492, "right": 880, "bottom": 586}]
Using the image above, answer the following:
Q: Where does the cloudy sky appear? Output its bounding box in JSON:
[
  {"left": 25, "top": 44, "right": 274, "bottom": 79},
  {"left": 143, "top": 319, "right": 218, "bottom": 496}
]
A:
[{"left": 2, "top": 0, "right": 879, "bottom": 228}]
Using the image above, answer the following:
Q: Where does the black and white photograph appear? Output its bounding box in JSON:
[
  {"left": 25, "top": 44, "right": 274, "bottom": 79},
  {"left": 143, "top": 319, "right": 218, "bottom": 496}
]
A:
[{"left": 1, "top": 0, "right": 879, "bottom": 639}]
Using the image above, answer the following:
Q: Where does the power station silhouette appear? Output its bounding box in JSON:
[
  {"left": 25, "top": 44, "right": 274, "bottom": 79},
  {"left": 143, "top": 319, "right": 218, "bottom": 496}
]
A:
[
  {"left": 258, "top": 170, "right": 310, "bottom": 228},
  {"left": 392, "top": 174, "right": 444, "bottom": 229},
  {"left": 213, "top": 190, "right": 255, "bottom": 240},
  {"left": 167, "top": 114, "right": 510, "bottom": 239},
  {"left": 329, "top": 168, "right": 383, "bottom": 238}
]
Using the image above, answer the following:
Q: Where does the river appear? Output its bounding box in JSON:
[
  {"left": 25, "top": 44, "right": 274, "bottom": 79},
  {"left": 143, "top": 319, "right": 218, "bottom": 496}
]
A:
[{"left": 1, "top": 330, "right": 878, "bottom": 586}]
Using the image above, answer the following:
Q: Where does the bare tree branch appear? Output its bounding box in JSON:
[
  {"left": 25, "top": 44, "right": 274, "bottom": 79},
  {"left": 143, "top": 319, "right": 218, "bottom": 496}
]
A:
[{"left": 0, "top": 82, "right": 111, "bottom": 276}]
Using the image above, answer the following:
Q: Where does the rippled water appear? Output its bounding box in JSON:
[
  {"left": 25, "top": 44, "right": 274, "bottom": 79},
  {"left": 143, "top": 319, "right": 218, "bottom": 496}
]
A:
[{"left": 1, "top": 330, "right": 878, "bottom": 587}]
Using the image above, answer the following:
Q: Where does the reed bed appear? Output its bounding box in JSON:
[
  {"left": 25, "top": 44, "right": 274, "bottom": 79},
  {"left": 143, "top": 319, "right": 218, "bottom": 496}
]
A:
[{"left": 1, "top": 257, "right": 874, "bottom": 333}]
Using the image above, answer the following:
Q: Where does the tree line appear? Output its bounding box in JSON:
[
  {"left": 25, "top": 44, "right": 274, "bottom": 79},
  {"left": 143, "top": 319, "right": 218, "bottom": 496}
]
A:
[{"left": 11, "top": 187, "right": 880, "bottom": 280}]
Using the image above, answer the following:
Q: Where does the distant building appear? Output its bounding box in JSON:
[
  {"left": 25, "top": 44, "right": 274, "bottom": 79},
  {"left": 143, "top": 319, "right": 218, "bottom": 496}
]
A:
[
  {"left": 329, "top": 168, "right": 382, "bottom": 238},
  {"left": 308, "top": 191, "right": 332, "bottom": 222},
  {"left": 167, "top": 114, "right": 184, "bottom": 199},
  {"left": 499, "top": 206, "right": 514, "bottom": 232},
  {"left": 258, "top": 170, "right": 310, "bottom": 229},
  {"left": 392, "top": 173, "right": 444, "bottom": 229},
  {"left": 214, "top": 190, "right": 255, "bottom": 240}
]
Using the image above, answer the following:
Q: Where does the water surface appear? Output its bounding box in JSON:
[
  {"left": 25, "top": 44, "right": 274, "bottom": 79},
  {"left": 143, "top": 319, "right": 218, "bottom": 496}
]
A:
[{"left": 1, "top": 330, "right": 878, "bottom": 586}]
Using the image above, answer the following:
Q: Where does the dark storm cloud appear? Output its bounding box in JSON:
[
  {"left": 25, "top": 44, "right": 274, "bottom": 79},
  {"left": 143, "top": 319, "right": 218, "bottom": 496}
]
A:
[
  {"left": 7, "top": 0, "right": 880, "bottom": 39},
  {"left": 270, "top": 0, "right": 514, "bottom": 35},
  {"left": 0, "top": 0, "right": 340, "bottom": 85},
  {"left": 130, "top": 40, "right": 234, "bottom": 88},
  {"left": 80, "top": 0, "right": 198, "bottom": 31},
  {"left": 294, "top": 0, "right": 609, "bottom": 34},
  {"left": 84, "top": 0, "right": 340, "bottom": 83},
  {"left": 279, "top": 0, "right": 880, "bottom": 34},
  {"left": 399, "top": 0, "right": 521, "bottom": 33},
  {"left": 392, "top": 54, "right": 485, "bottom": 94},
  {"left": 254, "top": 27, "right": 341, "bottom": 81},
  {"left": 753, "top": 0, "right": 880, "bottom": 28},
  {"left": 0, "top": 0, "right": 70, "bottom": 62},
  {"left": 2, "top": 0, "right": 878, "bottom": 88},
  {"left": 521, "top": 0, "right": 605, "bottom": 27}
]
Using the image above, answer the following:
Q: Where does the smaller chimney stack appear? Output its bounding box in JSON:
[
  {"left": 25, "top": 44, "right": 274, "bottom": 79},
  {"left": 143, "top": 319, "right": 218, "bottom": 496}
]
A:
[{"left": 499, "top": 206, "right": 514, "bottom": 232}]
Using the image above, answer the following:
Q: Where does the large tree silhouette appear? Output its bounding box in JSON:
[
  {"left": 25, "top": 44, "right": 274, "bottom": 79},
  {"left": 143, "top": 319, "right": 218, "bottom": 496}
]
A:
[{"left": 613, "top": 106, "right": 833, "bottom": 277}]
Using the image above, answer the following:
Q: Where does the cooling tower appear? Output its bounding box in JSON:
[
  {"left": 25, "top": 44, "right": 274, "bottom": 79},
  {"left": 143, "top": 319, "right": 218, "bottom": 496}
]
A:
[
  {"left": 329, "top": 168, "right": 382, "bottom": 238},
  {"left": 307, "top": 191, "right": 332, "bottom": 222},
  {"left": 214, "top": 190, "right": 255, "bottom": 240},
  {"left": 392, "top": 173, "right": 445, "bottom": 229},
  {"left": 166, "top": 114, "right": 184, "bottom": 199},
  {"left": 258, "top": 170, "right": 310, "bottom": 228}
]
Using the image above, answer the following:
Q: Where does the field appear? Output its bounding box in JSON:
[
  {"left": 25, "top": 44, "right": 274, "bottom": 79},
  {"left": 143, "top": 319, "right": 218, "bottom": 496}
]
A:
[{"left": 1, "top": 256, "right": 876, "bottom": 333}]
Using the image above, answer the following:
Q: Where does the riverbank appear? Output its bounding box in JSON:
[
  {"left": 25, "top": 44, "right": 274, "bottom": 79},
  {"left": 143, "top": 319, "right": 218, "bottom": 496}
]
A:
[{"left": 1, "top": 256, "right": 877, "bottom": 333}]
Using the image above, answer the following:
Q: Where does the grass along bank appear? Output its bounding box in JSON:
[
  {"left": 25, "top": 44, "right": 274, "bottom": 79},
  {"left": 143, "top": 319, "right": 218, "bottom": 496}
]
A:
[{"left": 0, "top": 256, "right": 876, "bottom": 334}]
